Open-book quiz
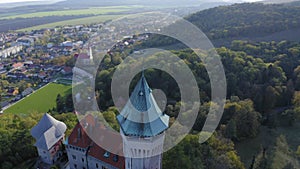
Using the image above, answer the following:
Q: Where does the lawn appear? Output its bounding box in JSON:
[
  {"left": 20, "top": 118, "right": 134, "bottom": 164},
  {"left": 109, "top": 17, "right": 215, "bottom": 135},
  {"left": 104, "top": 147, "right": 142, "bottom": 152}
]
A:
[
  {"left": 0, "top": 6, "right": 137, "bottom": 19},
  {"left": 4, "top": 83, "right": 72, "bottom": 115},
  {"left": 17, "top": 14, "right": 125, "bottom": 32}
]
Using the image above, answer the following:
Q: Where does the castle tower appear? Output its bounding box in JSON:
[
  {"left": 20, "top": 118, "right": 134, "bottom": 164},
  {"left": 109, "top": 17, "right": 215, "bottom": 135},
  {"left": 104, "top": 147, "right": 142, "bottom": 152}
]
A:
[
  {"left": 117, "top": 73, "right": 169, "bottom": 169},
  {"left": 31, "top": 113, "right": 67, "bottom": 165}
]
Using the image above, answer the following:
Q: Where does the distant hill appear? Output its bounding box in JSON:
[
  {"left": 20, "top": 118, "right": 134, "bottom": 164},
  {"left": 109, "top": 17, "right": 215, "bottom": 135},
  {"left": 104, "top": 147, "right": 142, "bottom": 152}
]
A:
[
  {"left": 0, "top": 0, "right": 231, "bottom": 33},
  {"left": 143, "top": 2, "right": 300, "bottom": 48},
  {"left": 185, "top": 2, "right": 300, "bottom": 43},
  {"left": 262, "top": 0, "right": 297, "bottom": 4},
  {"left": 55, "top": 0, "right": 228, "bottom": 8},
  {"left": 0, "top": 0, "right": 230, "bottom": 9},
  {"left": 0, "top": 0, "right": 230, "bottom": 22},
  {"left": 284, "top": 0, "right": 300, "bottom": 6}
]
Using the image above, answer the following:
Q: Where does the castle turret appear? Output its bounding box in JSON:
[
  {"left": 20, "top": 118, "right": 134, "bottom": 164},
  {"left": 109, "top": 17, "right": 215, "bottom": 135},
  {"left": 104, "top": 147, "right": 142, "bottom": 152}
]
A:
[
  {"left": 117, "top": 73, "right": 169, "bottom": 169},
  {"left": 31, "top": 113, "right": 66, "bottom": 165}
]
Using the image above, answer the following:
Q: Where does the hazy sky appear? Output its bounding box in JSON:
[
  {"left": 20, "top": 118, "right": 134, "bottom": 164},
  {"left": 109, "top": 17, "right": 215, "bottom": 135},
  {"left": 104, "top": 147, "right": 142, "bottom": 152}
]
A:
[
  {"left": 0, "top": 0, "right": 62, "bottom": 4},
  {"left": 0, "top": 0, "right": 264, "bottom": 4}
]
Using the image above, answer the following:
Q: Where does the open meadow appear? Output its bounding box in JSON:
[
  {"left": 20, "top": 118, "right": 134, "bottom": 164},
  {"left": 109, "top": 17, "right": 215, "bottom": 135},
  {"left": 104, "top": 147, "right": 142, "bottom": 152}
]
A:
[
  {"left": 0, "top": 5, "right": 141, "bottom": 32},
  {"left": 17, "top": 14, "right": 125, "bottom": 32},
  {"left": 0, "top": 6, "right": 137, "bottom": 19},
  {"left": 3, "top": 83, "right": 72, "bottom": 115}
]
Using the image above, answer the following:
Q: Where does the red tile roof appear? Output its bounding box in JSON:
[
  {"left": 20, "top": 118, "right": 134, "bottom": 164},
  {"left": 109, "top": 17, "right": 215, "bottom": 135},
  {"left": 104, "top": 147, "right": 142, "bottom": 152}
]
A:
[
  {"left": 68, "top": 114, "right": 125, "bottom": 169},
  {"left": 88, "top": 142, "right": 125, "bottom": 169},
  {"left": 68, "top": 123, "right": 92, "bottom": 148},
  {"left": 12, "top": 62, "right": 23, "bottom": 69}
]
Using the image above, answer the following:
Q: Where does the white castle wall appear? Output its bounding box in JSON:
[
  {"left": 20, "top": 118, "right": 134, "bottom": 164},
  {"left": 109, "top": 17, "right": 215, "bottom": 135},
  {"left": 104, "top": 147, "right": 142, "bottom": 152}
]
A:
[
  {"left": 121, "top": 131, "right": 165, "bottom": 169},
  {"left": 66, "top": 145, "right": 88, "bottom": 169}
]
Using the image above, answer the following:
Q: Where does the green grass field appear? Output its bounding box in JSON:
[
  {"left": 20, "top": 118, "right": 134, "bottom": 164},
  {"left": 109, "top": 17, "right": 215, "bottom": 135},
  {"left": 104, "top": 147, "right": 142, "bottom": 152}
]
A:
[
  {"left": 4, "top": 83, "right": 72, "bottom": 115},
  {"left": 0, "top": 6, "right": 137, "bottom": 19},
  {"left": 17, "top": 14, "right": 125, "bottom": 32}
]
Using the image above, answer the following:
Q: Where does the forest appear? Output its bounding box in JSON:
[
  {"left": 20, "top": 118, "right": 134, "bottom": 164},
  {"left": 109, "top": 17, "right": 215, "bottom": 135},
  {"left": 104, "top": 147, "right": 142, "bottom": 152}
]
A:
[
  {"left": 187, "top": 3, "right": 300, "bottom": 39},
  {"left": 147, "top": 2, "right": 300, "bottom": 47},
  {"left": 93, "top": 39, "right": 300, "bottom": 168}
]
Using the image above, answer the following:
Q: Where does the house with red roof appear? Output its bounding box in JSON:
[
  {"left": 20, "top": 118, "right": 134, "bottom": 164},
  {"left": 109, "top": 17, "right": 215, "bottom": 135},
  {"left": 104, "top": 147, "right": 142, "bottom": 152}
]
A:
[
  {"left": 61, "top": 66, "right": 73, "bottom": 75},
  {"left": 12, "top": 62, "right": 24, "bottom": 70},
  {"left": 74, "top": 47, "right": 94, "bottom": 66}
]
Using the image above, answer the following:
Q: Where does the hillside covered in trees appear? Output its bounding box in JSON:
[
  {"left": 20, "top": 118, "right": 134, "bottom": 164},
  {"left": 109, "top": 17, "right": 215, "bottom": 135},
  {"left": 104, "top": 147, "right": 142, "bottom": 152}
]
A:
[
  {"left": 94, "top": 39, "right": 300, "bottom": 168},
  {"left": 144, "top": 2, "right": 300, "bottom": 48},
  {"left": 187, "top": 3, "right": 300, "bottom": 40}
]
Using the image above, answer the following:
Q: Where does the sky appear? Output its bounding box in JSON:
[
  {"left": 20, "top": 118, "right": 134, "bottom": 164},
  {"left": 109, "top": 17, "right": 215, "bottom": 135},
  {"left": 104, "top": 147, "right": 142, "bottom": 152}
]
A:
[
  {"left": 0, "top": 0, "right": 62, "bottom": 4},
  {"left": 0, "top": 0, "right": 263, "bottom": 4}
]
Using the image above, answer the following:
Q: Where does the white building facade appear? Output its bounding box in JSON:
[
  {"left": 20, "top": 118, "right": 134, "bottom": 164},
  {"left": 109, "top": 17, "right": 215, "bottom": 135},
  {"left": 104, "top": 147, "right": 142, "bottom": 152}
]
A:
[{"left": 31, "top": 113, "right": 67, "bottom": 165}]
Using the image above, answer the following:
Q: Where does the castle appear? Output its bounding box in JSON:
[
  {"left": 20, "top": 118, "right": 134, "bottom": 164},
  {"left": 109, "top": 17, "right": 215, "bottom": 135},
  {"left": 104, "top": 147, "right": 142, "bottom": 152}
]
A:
[{"left": 32, "top": 74, "right": 169, "bottom": 169}]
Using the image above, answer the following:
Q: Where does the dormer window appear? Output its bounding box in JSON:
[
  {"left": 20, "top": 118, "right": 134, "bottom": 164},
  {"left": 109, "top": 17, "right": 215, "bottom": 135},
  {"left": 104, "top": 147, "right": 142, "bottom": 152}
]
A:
[
  {"left": 139, "top": 91, "right": 144, "bottom": 96},
  {"left": 113, "top": 155, "right": 119, "bottom": 162},
  {"left": 103, "top": 151, "right": 110, "bottom": 158}
]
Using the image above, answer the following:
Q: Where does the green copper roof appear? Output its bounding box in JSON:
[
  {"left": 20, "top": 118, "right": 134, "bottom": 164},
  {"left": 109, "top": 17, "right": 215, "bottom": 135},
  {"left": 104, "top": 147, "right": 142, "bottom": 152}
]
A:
[{"left": 117, "top": 74, "right": 169, "bottom": 137}]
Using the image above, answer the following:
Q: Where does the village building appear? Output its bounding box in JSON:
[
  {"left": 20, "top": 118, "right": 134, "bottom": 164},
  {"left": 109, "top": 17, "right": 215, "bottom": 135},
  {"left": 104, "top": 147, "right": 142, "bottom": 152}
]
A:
[
  {"left": 74, "top": 47, "right": 94, "bottom": 66},
  {"left": 61, "top": 66, "right": 73, "bottom": 75},
  {"left": 0, "top": 45, "right": 23, "bottom": 59},
  {"left": 61, "top": 41, "right": 73, "bottom": 47},
  {"left": 16, "top": 37, "right": 34, "bottom": 46},
  {"left": 21, "top": 87, "right": 34, "bottom": 97}
]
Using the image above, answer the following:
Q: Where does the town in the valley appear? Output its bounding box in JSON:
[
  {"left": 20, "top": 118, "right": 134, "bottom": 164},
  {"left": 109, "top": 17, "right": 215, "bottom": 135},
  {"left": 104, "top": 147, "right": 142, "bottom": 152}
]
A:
[{"left": 0, "top": 23, "right": 148, "bottom": 113}]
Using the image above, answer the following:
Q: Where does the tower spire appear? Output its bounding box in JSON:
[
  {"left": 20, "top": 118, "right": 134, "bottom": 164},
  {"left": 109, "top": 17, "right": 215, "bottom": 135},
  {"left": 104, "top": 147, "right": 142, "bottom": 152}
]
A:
[
  {"left": 117, "top": 74, "right": 169, "bottom": 137},
  {"left": 117, "top": 73, "right": 168, "bottom": 169}
]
